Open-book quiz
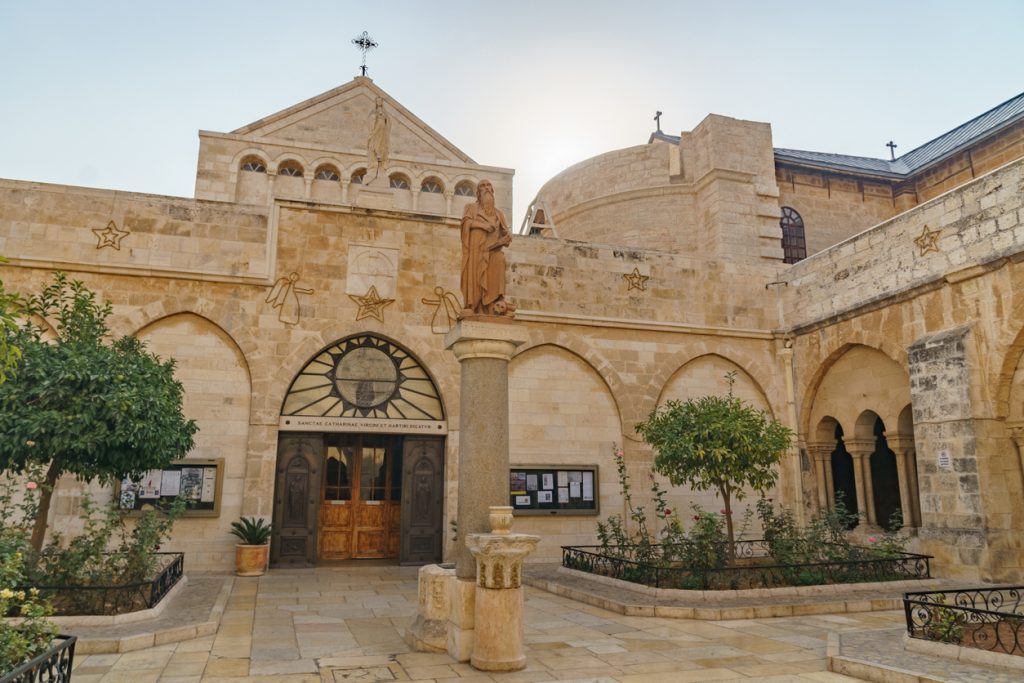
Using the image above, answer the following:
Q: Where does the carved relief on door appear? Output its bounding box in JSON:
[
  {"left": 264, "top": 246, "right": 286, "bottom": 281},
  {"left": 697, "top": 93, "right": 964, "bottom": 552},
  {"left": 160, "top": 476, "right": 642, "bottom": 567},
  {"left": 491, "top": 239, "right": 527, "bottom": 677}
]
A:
[
  {"left": 271, "top": 435, "right": 321, "bottom": 567},
  {"left": 400, "top": 438, "right": 444, "bottom": 564}
]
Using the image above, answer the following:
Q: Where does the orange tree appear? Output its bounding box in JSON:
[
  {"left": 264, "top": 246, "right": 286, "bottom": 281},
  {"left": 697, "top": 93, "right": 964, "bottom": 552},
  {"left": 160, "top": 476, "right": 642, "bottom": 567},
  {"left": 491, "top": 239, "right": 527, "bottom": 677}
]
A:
[
  {"left": 0, "top": 273, "right": 197, "bottom": 553},
  {"left": 636, "top": 373, "right": 792, "bottom": 559}
]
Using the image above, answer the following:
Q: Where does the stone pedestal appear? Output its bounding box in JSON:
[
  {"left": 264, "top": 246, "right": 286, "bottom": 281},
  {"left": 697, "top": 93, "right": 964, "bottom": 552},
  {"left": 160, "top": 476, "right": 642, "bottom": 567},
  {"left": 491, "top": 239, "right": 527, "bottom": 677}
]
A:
[
  {"left": 355, "top": 185, "right": 394, "bottom": 210},
  {"left": 466, "top": 528, "right": 539, "bottom": 671},
  {"left": 405, "top": 564, "right": 454, "bottom": 652},
  {"left": 444, "top": 319, "right": 529, "bottom": 578}
]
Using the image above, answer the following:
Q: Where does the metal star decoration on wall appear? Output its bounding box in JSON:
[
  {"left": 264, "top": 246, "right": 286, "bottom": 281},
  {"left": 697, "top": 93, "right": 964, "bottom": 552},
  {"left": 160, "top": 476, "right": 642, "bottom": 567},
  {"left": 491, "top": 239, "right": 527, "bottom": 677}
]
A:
[
  {"left": 622, "top": 267, "right": 650, "bottom": 292},
  {"left": 349, "top": 285, "right": 394, "bottom": 322},
  {"left": 913, "top": 224, "right": 941, "bottom": 256},
  {"left": 92, "top": 220, "right": 130, "bottom": 250}
]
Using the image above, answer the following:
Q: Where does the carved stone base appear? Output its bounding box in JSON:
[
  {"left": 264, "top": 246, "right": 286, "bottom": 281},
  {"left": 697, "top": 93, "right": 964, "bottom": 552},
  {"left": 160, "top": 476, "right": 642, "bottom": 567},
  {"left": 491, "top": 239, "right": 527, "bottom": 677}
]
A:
[
  {"left": 405, "top": 564, "right": 454, "bottom": 653},
  {"left": 447, "top": 576, "right": 477, "bottom": 662},
  {"left": 466, "top": 531, "right": 539, "bottom": 671},
  {"left": 355, "top": 185, "right": 394, "bottom": 210}
]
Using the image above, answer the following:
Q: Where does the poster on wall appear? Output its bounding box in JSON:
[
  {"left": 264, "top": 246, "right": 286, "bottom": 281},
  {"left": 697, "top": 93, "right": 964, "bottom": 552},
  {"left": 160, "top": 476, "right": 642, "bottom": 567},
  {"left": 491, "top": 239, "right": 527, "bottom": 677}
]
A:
[
  {"left": 508, "top": 464, "right": 599, "bottom": 516},
  {"left": 116, "top": 458, "right": 224, "bottom": 518}
]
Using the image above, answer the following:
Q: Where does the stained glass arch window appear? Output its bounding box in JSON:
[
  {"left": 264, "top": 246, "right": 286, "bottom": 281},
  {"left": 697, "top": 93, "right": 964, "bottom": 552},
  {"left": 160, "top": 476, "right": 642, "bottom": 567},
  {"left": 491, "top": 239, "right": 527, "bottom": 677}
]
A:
[{"left": 281, "top": 335, "right": 444, "bottom": 421}]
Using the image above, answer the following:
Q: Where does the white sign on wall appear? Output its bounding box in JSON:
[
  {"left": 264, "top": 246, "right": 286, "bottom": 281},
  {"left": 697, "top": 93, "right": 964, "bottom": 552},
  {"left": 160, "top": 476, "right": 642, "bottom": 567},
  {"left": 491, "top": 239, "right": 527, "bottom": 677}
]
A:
[{"left": 937, "top": 450, "right": 952, "bottom": 470}]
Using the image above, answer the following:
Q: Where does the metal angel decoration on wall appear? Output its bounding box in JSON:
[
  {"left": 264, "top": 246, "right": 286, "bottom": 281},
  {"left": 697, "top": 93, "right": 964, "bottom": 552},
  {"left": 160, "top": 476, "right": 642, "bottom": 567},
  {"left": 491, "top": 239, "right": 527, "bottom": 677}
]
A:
[{"left": 266, "top": 272, "right": 314, "bottom": 325}]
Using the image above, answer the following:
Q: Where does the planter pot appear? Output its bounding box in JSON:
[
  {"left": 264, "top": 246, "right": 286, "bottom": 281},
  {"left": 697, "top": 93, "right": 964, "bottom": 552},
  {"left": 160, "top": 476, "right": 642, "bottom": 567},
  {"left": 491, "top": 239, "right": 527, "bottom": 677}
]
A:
[
  {"left": 235, "top": 543, "right": 269, "bottom": 577},
  {"left": 0, "top": 634, "right": 76, "bottom": 683}
]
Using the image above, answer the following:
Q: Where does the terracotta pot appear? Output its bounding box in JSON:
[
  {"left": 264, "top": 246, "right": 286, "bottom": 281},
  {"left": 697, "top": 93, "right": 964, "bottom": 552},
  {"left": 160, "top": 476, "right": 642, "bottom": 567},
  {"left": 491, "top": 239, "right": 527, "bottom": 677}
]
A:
[{"left": 235, "top": 543, "right": 269, "bottom": 577}]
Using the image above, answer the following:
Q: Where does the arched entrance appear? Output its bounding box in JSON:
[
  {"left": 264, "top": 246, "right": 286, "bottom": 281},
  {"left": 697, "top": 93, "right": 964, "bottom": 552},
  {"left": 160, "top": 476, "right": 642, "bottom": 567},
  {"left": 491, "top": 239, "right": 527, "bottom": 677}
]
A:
[{"left": 271, "top": 335, "right": 447, "bottom": 566}]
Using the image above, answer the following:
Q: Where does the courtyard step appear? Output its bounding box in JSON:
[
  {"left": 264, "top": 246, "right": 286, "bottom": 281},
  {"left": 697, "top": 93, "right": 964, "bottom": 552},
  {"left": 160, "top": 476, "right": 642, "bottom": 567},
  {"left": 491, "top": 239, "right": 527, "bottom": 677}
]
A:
[{"left": 830, "top": 627, "right": 1024, "bottom": 682}]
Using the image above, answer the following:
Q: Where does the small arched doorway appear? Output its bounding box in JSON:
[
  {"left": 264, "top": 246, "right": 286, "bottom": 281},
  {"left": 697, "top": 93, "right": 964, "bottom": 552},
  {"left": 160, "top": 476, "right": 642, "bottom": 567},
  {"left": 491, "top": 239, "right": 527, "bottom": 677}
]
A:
[{"left": 272, "top": 335, "right": 447, "bottom": 566}]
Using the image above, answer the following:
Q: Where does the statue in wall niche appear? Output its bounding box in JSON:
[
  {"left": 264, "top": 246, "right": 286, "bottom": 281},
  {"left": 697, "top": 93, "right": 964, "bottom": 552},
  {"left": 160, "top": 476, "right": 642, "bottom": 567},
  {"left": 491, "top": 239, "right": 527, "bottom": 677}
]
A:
[
  {"left": 366, "top": 97, "right": 391, "bottom": 184},
  {"left": 460, "top": 179, "right": 516, "bottom": 318}
]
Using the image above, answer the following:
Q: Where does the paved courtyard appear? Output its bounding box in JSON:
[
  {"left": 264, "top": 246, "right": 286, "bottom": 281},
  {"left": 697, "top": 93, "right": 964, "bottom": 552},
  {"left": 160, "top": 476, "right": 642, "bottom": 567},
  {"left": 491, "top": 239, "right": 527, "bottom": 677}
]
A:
[{"left": 67, "top": 564, "right": 896, "bottom": 682}]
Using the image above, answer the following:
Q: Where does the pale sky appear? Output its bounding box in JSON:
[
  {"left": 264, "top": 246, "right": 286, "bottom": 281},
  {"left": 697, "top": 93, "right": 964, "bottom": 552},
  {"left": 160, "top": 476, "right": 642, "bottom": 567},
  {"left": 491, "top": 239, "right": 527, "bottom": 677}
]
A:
[{"left": 1, "top": 1, "right": 1021, "bottom": 230}]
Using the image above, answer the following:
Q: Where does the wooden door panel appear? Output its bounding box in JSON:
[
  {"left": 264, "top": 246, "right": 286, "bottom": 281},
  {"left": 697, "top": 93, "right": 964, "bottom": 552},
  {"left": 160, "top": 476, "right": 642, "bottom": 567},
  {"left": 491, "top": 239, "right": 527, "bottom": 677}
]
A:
[
  {"left": 400, "top": 438, "right": 444, "bottom": 564},
  {"left": 354, "top": 530, "right": 386, "bottom": 558},
  {"left": 355, "top": 504, "right": 385, "bottom": 527},
  {"left": 318, "top": 502, "right": 353, "bottom": 560},
  {"left": 271, "top": 434, "right": 322, "bottom": 567}
]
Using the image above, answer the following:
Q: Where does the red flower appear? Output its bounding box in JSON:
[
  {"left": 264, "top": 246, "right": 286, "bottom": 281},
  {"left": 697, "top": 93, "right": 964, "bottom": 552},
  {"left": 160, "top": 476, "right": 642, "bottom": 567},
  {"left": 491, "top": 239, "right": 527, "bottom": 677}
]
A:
[
  {"left": 693, "top": 515, "right": 700, "bottom": 522},
  {"left": 26, "top": 482, "right": 37, "bottom": 490}
]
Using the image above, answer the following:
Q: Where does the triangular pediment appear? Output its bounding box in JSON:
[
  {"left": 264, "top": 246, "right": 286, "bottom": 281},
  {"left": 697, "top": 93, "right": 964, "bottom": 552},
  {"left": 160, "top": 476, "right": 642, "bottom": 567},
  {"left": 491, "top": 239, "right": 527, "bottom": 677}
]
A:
[{"left": 232, "top": 78, "right": 474, "bottom": 164}]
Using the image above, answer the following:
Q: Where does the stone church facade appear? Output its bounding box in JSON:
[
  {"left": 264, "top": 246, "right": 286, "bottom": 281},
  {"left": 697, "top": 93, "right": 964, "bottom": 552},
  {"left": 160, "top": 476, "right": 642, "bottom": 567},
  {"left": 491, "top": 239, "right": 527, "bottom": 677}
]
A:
[{"left": 3, "top": 77, "right": 1024, "bottom": 581}]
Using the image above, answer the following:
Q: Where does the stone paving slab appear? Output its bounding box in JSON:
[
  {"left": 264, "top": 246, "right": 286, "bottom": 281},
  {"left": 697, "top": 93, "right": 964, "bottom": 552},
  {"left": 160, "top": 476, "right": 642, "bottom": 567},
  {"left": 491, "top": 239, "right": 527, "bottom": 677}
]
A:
[
  {"left": 69, "top": 576, "right": 233, "bottom": 654},
  {"left": 829, "top": 627, "right": 1024, "bottom": 682},
  {"left": 524, "top": 564, "right": 955, "bottom": 620},
  {"left": 67, "top": 564, "right": 903, "bottom": 681}
]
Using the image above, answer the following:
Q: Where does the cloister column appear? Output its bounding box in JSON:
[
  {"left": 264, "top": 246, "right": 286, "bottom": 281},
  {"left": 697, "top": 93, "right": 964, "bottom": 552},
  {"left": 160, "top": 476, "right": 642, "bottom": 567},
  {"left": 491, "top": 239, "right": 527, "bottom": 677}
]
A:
[
  {"left": 887, "top": 436, "right": 917, "bottom": 527},
  {"left": 846, "top": 439, "right": 875, "bottom": 525},
  {"left": 807, "top": 442, "right": 834, "bottom": 510}
]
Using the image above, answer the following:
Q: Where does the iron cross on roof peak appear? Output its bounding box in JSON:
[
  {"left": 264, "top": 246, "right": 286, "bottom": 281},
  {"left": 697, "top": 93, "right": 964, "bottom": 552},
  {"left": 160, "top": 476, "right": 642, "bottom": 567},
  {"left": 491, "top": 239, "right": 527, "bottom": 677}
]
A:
[
  {"left": 352, "top": 31, "right": 378, "bottom": 77},
  {"left": 886, "top": 140, "right": 898, "bottom": 161},
  {"left": 654, "top": 110, "right": 663, "bottom": 133}
]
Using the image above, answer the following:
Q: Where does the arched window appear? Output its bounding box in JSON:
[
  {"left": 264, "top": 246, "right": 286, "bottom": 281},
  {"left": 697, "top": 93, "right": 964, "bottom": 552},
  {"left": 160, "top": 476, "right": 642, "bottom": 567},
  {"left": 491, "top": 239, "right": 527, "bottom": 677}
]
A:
[
  {"left": 350, "top": 169, "right": 367, "bottom": 185},
  {"left": 389, "top": 173, "right": 410, "bottom": 190},
  {"left": 420, "top": 177, "right": 444, "bottom": 194},
  {"left": 278, "top": 161, "right": 304, "bottom": 178},
  {"left": 780, "top": 206, "right": 807, "bottom": 264},
  {"left": 315, "top": 165, "right": 340, "bottom": 181},
  {"left": 454, "top": 181, "right": 475, "bottom": 197},
  {"left": 240, "top": 156, "right": 266, "bottom": 173}
]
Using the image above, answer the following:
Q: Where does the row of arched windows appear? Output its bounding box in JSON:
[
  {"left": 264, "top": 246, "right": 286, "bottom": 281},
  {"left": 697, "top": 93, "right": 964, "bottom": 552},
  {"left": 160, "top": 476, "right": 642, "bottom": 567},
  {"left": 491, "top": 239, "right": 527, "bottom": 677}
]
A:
[{"left": 239, "top": 155, "right": 476, "bottom": 196}]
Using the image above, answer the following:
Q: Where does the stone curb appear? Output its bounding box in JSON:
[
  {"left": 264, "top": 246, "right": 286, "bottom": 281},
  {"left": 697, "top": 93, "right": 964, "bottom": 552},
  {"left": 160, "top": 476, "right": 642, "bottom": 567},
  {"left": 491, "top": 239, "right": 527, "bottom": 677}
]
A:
[
  {"left": 526, "top": 566, "right": 943, "bottom": 620},
  {"left": 49, "top": 575, "right": 189, "bottom": 627},
  {"left": 75, "top": 576, "right": 233, "bottom": 654},
  {"left": 903, "top": 631, "right": 1024, "bottom": 672}
]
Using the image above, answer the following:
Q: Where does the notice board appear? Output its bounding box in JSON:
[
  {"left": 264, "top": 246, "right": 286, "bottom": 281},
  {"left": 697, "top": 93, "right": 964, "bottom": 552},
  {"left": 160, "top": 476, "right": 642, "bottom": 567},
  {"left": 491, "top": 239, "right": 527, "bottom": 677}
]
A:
[
  {"left": 117, "top": 458, "right": 224, "bottom": 517},
  {"left": 508, "top": 464, "right": 599, "bottom": 516}
]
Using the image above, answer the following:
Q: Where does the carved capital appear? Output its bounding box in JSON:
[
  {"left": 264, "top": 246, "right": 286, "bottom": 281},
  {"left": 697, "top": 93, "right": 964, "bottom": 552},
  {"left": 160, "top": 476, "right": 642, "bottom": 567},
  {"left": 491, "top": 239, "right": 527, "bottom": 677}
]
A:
[
  {"left": 886, "top": 435, "right": 914, "bottom": 455},
  {"left": 805, "top": 441, "right": 834, "bottom": 461},
  {"left": 844, "top": 439, "right": 875, "bottom": 458},
  {"left": 449, "top": 338, "right": 519, "bottom": 362},
  {"left": 1008, "top": 424, "right": 1024, "bottom": 448},
  {"left": 466, "top": 533, "right": 539, "bottom": 589}
]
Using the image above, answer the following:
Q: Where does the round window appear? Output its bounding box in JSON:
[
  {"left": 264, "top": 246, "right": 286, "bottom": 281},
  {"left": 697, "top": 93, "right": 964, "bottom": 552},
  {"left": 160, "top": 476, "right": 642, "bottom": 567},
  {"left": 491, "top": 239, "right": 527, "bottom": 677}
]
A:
[{"left": 334, "top": 347, "right": 398, "bottom": 408}]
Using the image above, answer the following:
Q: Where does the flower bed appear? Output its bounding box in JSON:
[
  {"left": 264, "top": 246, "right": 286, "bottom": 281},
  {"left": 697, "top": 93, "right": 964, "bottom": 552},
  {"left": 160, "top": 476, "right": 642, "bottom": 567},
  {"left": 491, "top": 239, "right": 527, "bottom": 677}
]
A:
[
  {"left": 0, "top": 635, "right": 75, "bottom": 683},
  {"left": 563, "top": 540, "right": 932, "bottom": 590},
  {"left": 905, "top": 585, "right": 1024, "bottom": 656},
  {"left": 19, "top": 553, "right": 183, "bottom": 617}
]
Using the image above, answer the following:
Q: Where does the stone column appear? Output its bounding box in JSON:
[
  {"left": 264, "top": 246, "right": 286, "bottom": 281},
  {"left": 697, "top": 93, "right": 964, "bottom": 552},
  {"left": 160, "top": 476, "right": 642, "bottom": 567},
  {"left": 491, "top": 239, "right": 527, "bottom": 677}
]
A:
[
  {"left": 341, "top": 178, "right": 351, "bottom": 204},
  {"left": 887, "top": 436, "right": 916, "bottom": 527},
  {"left": 845, "top": 439, "right": 874, "bottom": 525},
  {"left": 807, "top": 443, "right": 833, "bottom": 510},
  {"left": 443, "top": 319, "right": 528, "bottom": 662},
  {"left": 465, "top": 509, "right": 538, "bottom": 672},
  {"left": 444, "top": 191, "right": 454, "bottom": 217}
]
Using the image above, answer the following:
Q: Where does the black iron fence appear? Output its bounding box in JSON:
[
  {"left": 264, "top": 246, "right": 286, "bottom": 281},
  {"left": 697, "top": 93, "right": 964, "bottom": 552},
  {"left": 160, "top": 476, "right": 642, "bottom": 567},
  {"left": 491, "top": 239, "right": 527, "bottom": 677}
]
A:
[
  {"left": 18, "top": 553, "right": 183, "bottom": 616},
  {"left": 0, "top": 635, "right": 76, "bottom": 683},
  {"left": 905, "top": 586, "right": 1024, "bottom": 656},
  {"left": 562, "top": 541, "right": 932, "bottom": 590}
]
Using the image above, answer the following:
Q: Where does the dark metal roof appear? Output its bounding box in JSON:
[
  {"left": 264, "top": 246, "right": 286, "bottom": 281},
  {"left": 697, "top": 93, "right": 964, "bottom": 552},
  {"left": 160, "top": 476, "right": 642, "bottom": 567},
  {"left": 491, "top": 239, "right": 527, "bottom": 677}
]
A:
[
  {"left": 773, "top": 91, "right": 1024, "bottom": 178},
  {"left": 648, "top": 131, "right": 681, "bottom": 144}
]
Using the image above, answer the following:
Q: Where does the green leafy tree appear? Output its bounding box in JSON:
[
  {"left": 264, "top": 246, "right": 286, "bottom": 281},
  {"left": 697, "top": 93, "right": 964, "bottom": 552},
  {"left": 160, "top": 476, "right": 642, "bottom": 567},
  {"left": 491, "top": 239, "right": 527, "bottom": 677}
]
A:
[
  {"left": 0, "top": 258, "right": 23, "bottom": 383},
  {"left": 636, "top": 373, "right": 792, "bottom": 558},
  {"left": 0, "top": 273, "right": 198, "bottom": 553}
]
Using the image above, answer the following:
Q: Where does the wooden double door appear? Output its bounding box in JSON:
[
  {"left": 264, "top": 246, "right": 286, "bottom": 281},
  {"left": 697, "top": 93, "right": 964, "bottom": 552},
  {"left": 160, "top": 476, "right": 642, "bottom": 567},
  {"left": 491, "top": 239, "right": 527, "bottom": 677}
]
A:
[{"left": 271, "top": 433, "right": 444, "bottom": 566}]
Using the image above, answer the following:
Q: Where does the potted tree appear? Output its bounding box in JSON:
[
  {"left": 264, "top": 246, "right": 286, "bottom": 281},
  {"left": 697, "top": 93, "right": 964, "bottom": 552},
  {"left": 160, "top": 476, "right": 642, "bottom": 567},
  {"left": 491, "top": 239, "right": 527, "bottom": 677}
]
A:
[{"left": 229, "top": 517, "right": 271, "bottom": 577}]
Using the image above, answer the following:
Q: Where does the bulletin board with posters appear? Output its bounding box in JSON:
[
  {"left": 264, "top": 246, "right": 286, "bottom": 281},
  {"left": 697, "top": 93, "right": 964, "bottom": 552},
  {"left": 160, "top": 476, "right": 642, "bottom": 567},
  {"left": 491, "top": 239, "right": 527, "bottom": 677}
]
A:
[
  {"left": 116, "top": 458, "right": 224, "bottom": 518},
  {"left": 508, "top": 465, "right": 599, "bottom": 516}
]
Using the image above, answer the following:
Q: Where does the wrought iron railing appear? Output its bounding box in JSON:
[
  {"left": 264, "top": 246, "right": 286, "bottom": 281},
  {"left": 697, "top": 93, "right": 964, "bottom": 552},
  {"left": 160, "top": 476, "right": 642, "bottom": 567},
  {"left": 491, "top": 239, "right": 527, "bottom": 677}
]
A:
[
  {"left": 0, "top": 635, "right": 76, "bottom": 683},
  {"left": 562, "top": 542, "right": 932, "bottom": 590},
  {"left": 18, "top": 553, "right": 183, "bottom": 616},
  {"left": 905, "top": 586, "right": 1024, "bottom": 655}
]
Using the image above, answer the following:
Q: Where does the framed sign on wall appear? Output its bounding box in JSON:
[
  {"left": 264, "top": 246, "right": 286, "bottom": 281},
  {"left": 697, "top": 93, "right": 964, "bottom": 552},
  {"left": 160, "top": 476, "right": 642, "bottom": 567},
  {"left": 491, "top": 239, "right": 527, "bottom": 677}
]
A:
[
  {"left": 116, "top": 458, "right": 225, "bottom": 517},
  {"left": 509, "top": 464, "right": 599, "bottom": 516}
]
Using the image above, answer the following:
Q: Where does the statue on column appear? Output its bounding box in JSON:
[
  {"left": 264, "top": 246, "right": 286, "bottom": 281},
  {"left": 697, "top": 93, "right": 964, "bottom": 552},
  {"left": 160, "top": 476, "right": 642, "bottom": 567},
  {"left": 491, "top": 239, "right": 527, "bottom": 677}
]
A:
[
  {"left": 366, "top": 97, "right": 390, "bottom": 185},
  {"left": 460, "top": 180, "right": 515, "bottom": 318}
]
